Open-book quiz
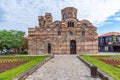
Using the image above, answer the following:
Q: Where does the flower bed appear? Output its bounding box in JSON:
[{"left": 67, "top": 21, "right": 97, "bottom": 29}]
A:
[
  {"left": 0, "top": 56, "right": 36, "bottom": 73},
  {"left": 82, "top": 55, "right": 120, "bottom": 80},
  {"left": 0, "top": 56, "right": 48, "bottom": 80},
  {"left": 90, "top": 55, "right": 120, "bottom": 67}
]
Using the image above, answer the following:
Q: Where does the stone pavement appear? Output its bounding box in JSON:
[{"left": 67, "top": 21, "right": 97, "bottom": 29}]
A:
[{"left": 25, "top": 55, "right": 101, "bottom": 80}]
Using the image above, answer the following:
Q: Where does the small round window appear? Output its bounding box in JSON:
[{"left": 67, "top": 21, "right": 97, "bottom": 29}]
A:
[{"left": 82, "top": 24, "right": 87, "bottom": 28}]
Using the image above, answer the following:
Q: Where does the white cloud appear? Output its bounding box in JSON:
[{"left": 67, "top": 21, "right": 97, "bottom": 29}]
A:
[
  {"left": 113, "top": 17, "right": 120, "bottom": 21},
  {"left": 0, "top": 0, "right": 120, "bottom": 34}
]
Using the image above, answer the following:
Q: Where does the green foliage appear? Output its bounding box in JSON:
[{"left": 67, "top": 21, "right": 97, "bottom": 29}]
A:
[
  {"left": 10, "top": 30, "right": 25, "bottom": 48},
  {"left": 82, "top": 55, "right": 120, "bottom": 80},
  {"left": 19, "top": 51, "right": 28, "bottom": 54},
  {"left": 0, "top": 56, "right": 48, "bottom": 80},
  {"left": 0, "top": 30, "right": 13, "bottom": 50},
  {"left": 0, "top": 30, "right": 26, "bottom": 54},
  {"left": 112, "top": 35, "right": 116, "bottom": 44},
  {"left": 8, "top": 51, "right": 28, "bottom": 55}
]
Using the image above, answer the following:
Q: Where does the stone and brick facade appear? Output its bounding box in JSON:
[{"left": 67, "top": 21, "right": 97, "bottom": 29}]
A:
[{"left": 28, "top": 7, "right": 98, "bottom": 55}]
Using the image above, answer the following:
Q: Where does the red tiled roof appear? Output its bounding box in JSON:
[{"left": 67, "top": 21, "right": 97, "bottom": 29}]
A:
[{"left": 99, "top": 32, "right": 120, "bottom": 37}]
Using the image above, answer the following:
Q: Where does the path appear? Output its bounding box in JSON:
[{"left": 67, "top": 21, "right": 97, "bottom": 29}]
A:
[{"left": 26, "top": 55, "right": 101, "bottom": 80}]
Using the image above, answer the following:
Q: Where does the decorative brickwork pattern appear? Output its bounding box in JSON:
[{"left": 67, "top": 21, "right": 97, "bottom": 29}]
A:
[{"left": 28, "top": 7, "right": 98, "bottom": 54}]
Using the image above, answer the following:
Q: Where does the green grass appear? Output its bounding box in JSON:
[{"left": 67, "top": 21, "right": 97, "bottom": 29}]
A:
[
  {"left": 81, "top": 55, "right": 120, "bottom": 80},
  {"left": 0, "top": 56, "right": 48, "bottom": 80}
]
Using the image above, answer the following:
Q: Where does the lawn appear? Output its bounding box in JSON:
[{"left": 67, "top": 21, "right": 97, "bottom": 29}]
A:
[
  {"left": 0, "top": 55, "right": 48, "bottom": 80},
  {"left": 81, "top": 55, "right": 120, "bottom": 80}
]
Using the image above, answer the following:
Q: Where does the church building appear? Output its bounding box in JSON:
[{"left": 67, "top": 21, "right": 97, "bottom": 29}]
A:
[{"left": 28, "top": 7, "right": 98, "bottom": 55}]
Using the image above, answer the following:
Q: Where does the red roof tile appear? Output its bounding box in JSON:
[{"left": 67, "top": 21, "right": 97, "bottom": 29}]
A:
[{"left": 99, "top": 32, "right": 120, "bottom": 37}]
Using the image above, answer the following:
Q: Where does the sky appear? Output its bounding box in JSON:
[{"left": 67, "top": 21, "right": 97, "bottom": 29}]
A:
[{"left": 0, "top": 0, "right": 120, "bottom": 35}]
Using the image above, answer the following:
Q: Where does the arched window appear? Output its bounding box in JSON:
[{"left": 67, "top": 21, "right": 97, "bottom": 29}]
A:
[
  {"left": 63, "top": 13, "right": 66, "bottom": 20},
  {"left": 58, "top": 31, "right": 61, "bottom": 36},
  {"left": 81, "top": 31, "right": 85, "bottom": 42},
  {"left": 82, "top": 31, "right": 85, "bottom": 36},
  {"left": 68, "top": 22, "right": 70, "bottom": 27},
  {"left": 68, "top": 12, "right": 72, "bottom": 18},
  {"left": 42, "top": 21, "right": 45, "bottom": 26},
  {"left": 69, "top": 31, "right": 73, "bottom": 36},
  {"left": 82, "top": 24, "right": 87, "bottom": 28},
  {"left": 44, "top": 21, "right": 46, "bottom": 24},
  {"left": 56, "top": 24, "right": 60, "bottom": 29},
  {"left": 69, "top": 22, "right": 71, "bottom": 27},
  {"left": 68, "top": 21, "right": 74, "bottom": 27},
  {"left": 72, "top": 22, "right": 74, "bottom": 27}
]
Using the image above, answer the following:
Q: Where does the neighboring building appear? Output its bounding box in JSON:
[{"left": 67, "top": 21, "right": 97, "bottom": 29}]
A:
[
  {"left": 99, "top": 32, "right": 120, "bottom": 52},
  {"left": 28, "top": 7, "right": 98, "bottom": 55}
]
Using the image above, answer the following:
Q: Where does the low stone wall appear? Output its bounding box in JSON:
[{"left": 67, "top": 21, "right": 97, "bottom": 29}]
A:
[
  {"left": 13, "top": 55, "right": 54, "bottom": 80},
  {"left": 77, "top": 55, "right": 114, "bottom": 80}
]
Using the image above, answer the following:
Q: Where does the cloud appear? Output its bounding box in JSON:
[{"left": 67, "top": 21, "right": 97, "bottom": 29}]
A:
[
  {"left": 113, "top": 17, "right": 120, "bottom": 21},
  {"left": 111, "top": 11, "right": 120, "bottom": 21},
  {"left": 103, "top": 10, "right": 120, "bottom": 24},
  {"left": 0, "top": 0, "right": 120, "bottom": 34}
]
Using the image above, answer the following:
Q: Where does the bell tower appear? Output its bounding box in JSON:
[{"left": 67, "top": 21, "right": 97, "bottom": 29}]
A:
[
  {"left": 38, "top": 13, "right": 52, "bottom": 27},
  {"left": 45, "top": 13, "right": 52, "bottom": 25},
  {"left": 61, "top": 7, "right": 77, "bottom": 21}
]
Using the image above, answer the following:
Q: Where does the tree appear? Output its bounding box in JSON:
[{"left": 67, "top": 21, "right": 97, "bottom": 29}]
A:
[
  {"left": 0, "top": 30, "right": 26, "bottom": 54},
  {"left": 0, "top": 30, "right": 13, "bottom": 54},
  {"left": 10, "top": 30, "right": 26, "bottom": 52}
]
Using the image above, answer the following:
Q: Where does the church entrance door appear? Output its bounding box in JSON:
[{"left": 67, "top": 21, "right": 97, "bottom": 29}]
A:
[{"left": 70, "top": 40, "right": 76, "bottom": 54}]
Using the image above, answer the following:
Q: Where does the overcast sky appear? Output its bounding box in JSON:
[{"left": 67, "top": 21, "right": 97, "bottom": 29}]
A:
[{"left": 0, "top": 0, "right": 120, "bottom": 35}]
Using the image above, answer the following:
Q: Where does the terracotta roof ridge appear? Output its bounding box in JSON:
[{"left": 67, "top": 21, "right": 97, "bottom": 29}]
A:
[{"left": 99, "top": 32, "right": 120, "bottom": 37}]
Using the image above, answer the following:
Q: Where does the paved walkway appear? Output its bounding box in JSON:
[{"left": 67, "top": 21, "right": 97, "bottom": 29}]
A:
[{"left": 26, "top": 55, "right": 101, "bottom": 80}]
